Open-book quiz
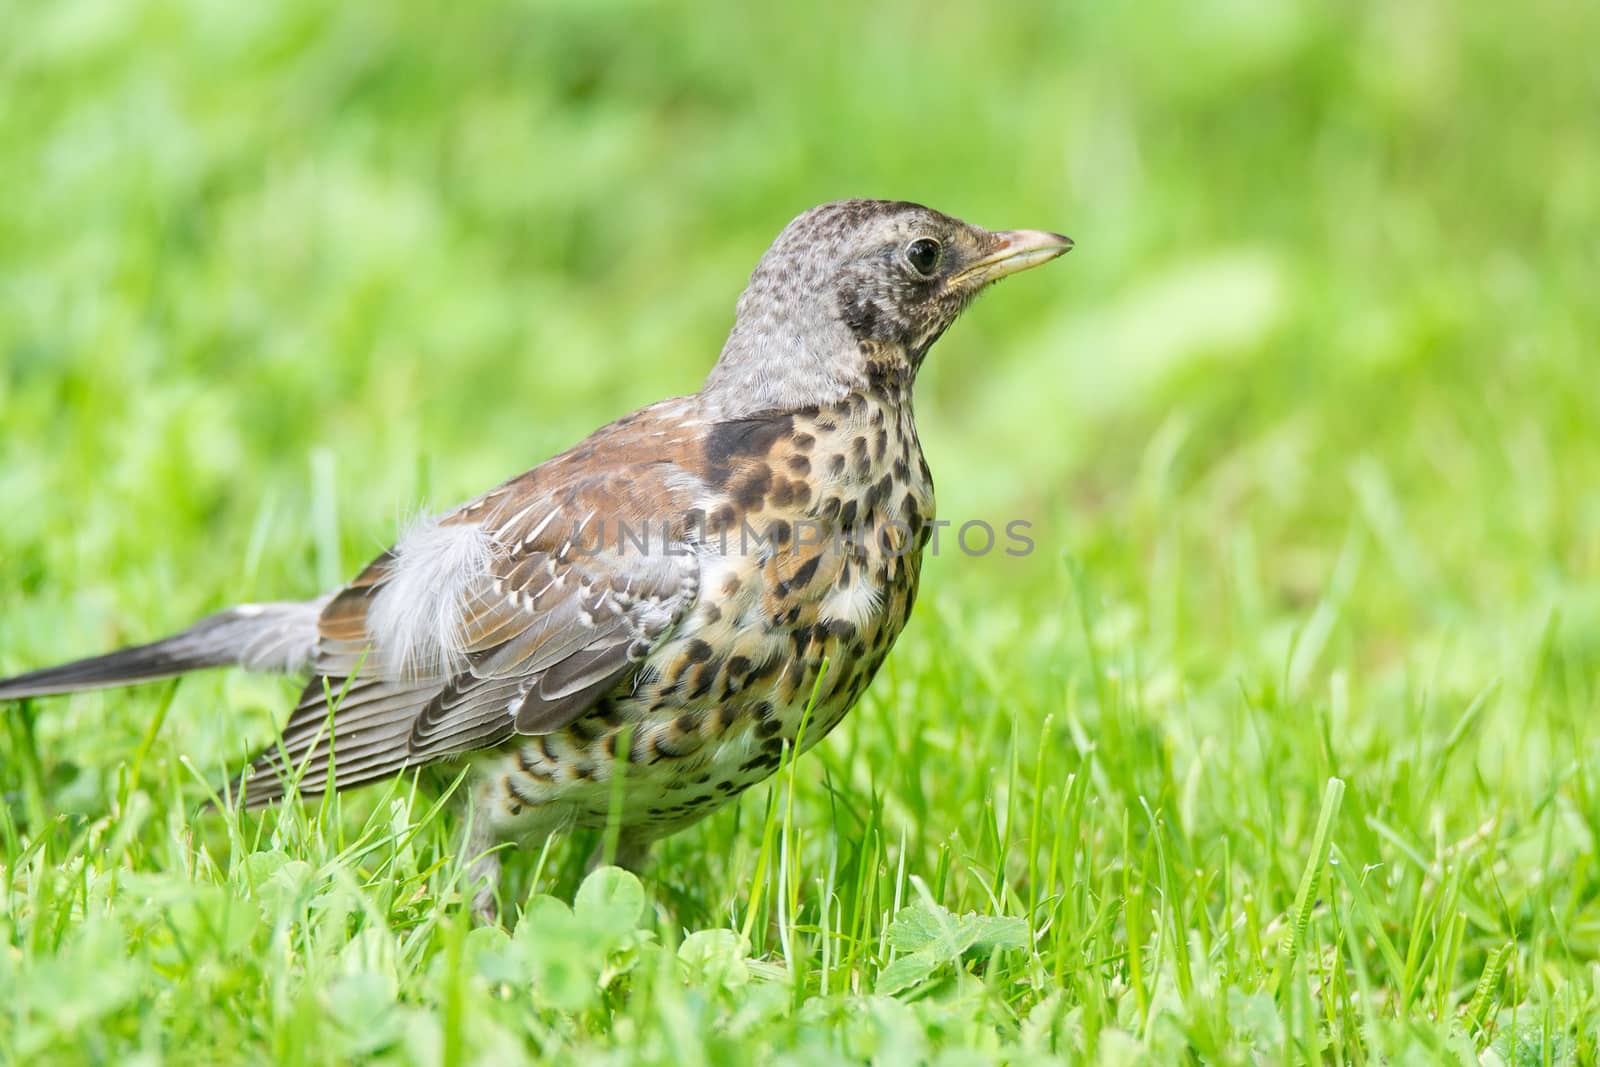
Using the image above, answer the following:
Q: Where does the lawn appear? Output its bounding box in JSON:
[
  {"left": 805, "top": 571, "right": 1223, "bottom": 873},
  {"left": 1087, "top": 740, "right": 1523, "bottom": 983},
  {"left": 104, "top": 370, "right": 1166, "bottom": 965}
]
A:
[{"left": 3, "top": 1, "right": 1599, "bottom": 1062}]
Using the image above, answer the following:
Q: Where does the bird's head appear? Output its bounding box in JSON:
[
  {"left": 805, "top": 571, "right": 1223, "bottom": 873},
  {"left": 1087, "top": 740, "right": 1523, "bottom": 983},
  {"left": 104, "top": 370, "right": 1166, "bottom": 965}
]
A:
[{"left": 704, "top": 199, "right": 1071, "bottom": 415}]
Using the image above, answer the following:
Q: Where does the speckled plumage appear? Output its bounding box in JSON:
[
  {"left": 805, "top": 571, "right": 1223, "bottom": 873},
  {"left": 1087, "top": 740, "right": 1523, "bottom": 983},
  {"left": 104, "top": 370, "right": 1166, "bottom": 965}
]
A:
[{"left": 0, "top": 199, "right": 1071, "bottom": 922}]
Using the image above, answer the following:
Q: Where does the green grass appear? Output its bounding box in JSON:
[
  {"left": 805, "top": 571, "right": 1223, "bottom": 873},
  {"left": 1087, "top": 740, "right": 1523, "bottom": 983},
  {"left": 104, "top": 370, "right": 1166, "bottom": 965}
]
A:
[{"left": 3, "top": 0, "right": 1600, "bottom": 1062}]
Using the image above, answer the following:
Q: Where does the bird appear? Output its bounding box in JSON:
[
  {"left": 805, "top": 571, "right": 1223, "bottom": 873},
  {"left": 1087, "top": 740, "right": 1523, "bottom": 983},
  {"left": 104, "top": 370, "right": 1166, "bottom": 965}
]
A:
[{"left": 0, "top": 199, "right": 1071, "bottom": 922}]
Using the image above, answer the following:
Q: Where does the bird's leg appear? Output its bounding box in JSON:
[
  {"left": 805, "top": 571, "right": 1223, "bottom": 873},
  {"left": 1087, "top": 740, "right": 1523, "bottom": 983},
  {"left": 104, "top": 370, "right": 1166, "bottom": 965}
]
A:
[
  {"left": 469, "top": 851, "right": 502, "bottom": 926},
  {"left": 462, "top": 791, "right": 505, "bottom": 926},
  {"left": 585, "top": 828, "right": 655, "bottom": 874}
]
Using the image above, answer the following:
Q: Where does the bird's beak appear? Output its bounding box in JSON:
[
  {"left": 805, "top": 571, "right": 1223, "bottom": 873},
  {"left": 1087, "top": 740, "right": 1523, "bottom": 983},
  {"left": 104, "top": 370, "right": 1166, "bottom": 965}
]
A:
[{"left": 953, "top": 230, "right": 1074, "bottom": 286}]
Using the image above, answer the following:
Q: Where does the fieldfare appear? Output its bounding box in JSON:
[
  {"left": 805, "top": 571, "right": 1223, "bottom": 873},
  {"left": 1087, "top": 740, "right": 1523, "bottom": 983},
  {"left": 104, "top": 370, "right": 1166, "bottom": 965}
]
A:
[{"left": 0, "top": 200, "right": 1072, "bottom": 921}]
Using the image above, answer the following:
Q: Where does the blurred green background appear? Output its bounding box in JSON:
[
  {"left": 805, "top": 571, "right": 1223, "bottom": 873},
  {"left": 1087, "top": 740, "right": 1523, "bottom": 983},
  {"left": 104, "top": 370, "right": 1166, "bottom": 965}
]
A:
[{"left": 2, "top": 0, "right": 1599, "bottom": 1059}]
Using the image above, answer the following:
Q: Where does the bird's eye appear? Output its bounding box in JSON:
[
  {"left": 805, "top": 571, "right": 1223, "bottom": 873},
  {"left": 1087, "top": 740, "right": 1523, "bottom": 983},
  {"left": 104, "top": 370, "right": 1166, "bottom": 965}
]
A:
[{"left": 904, "top": 238, "right": 942, "bottom": 277}]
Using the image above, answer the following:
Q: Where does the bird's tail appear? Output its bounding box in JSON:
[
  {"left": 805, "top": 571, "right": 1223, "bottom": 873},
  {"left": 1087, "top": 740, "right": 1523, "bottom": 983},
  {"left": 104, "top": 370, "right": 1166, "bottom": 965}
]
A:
[{"left": 0, "top": 598, "right": 328, "bottom": 700}]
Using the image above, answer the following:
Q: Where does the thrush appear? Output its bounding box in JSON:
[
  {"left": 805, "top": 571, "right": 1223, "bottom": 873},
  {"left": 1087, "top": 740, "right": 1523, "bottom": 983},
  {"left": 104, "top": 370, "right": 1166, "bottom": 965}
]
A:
[{"left": 0, "top": 199, "right": 1071, "bottom": 921}]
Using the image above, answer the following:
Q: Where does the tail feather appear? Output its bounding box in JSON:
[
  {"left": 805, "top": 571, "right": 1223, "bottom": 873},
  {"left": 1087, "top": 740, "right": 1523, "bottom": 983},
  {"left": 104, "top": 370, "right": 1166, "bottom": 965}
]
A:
[{"left": 0, "top": 598, "right": 328, "bottom": 700}]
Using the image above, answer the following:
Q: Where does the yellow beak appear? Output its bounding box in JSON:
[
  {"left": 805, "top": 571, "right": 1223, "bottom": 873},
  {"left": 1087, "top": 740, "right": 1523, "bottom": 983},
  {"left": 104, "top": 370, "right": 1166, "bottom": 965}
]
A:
[{"left": 953, "top": 229, "right": 1074, "bottom": 285}]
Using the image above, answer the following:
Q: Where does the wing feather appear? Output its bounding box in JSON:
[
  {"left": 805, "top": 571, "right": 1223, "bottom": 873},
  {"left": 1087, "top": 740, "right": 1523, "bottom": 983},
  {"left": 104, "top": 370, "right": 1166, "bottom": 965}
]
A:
[{"left": 235, "top": 406, "right": 705, "bottom": 807}]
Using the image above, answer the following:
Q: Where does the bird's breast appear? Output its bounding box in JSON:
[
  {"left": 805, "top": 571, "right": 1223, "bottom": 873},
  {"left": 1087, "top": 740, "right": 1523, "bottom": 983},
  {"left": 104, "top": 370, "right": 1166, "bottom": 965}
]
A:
[{"left": 667, "top": 386, "right": 935, "bottom": 736}]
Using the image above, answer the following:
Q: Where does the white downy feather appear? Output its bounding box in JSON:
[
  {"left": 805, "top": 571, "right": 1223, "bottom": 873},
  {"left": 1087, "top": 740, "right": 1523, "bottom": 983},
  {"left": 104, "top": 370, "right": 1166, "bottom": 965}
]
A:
[{"left": 368, "top": 514, "right": 499, "bottom": 679}]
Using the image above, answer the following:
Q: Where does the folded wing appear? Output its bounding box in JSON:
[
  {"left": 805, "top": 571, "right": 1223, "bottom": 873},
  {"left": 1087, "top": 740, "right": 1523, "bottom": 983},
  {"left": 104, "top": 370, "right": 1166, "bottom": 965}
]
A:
[{"left": 236, "top": 459, "right": 701, "bottom": 808}]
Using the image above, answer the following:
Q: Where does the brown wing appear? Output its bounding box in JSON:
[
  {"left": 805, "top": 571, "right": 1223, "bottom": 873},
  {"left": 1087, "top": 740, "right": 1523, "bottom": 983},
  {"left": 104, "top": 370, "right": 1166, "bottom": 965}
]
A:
[{"left": 235, "top": 402, "right": 706, "bottom": 808}]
